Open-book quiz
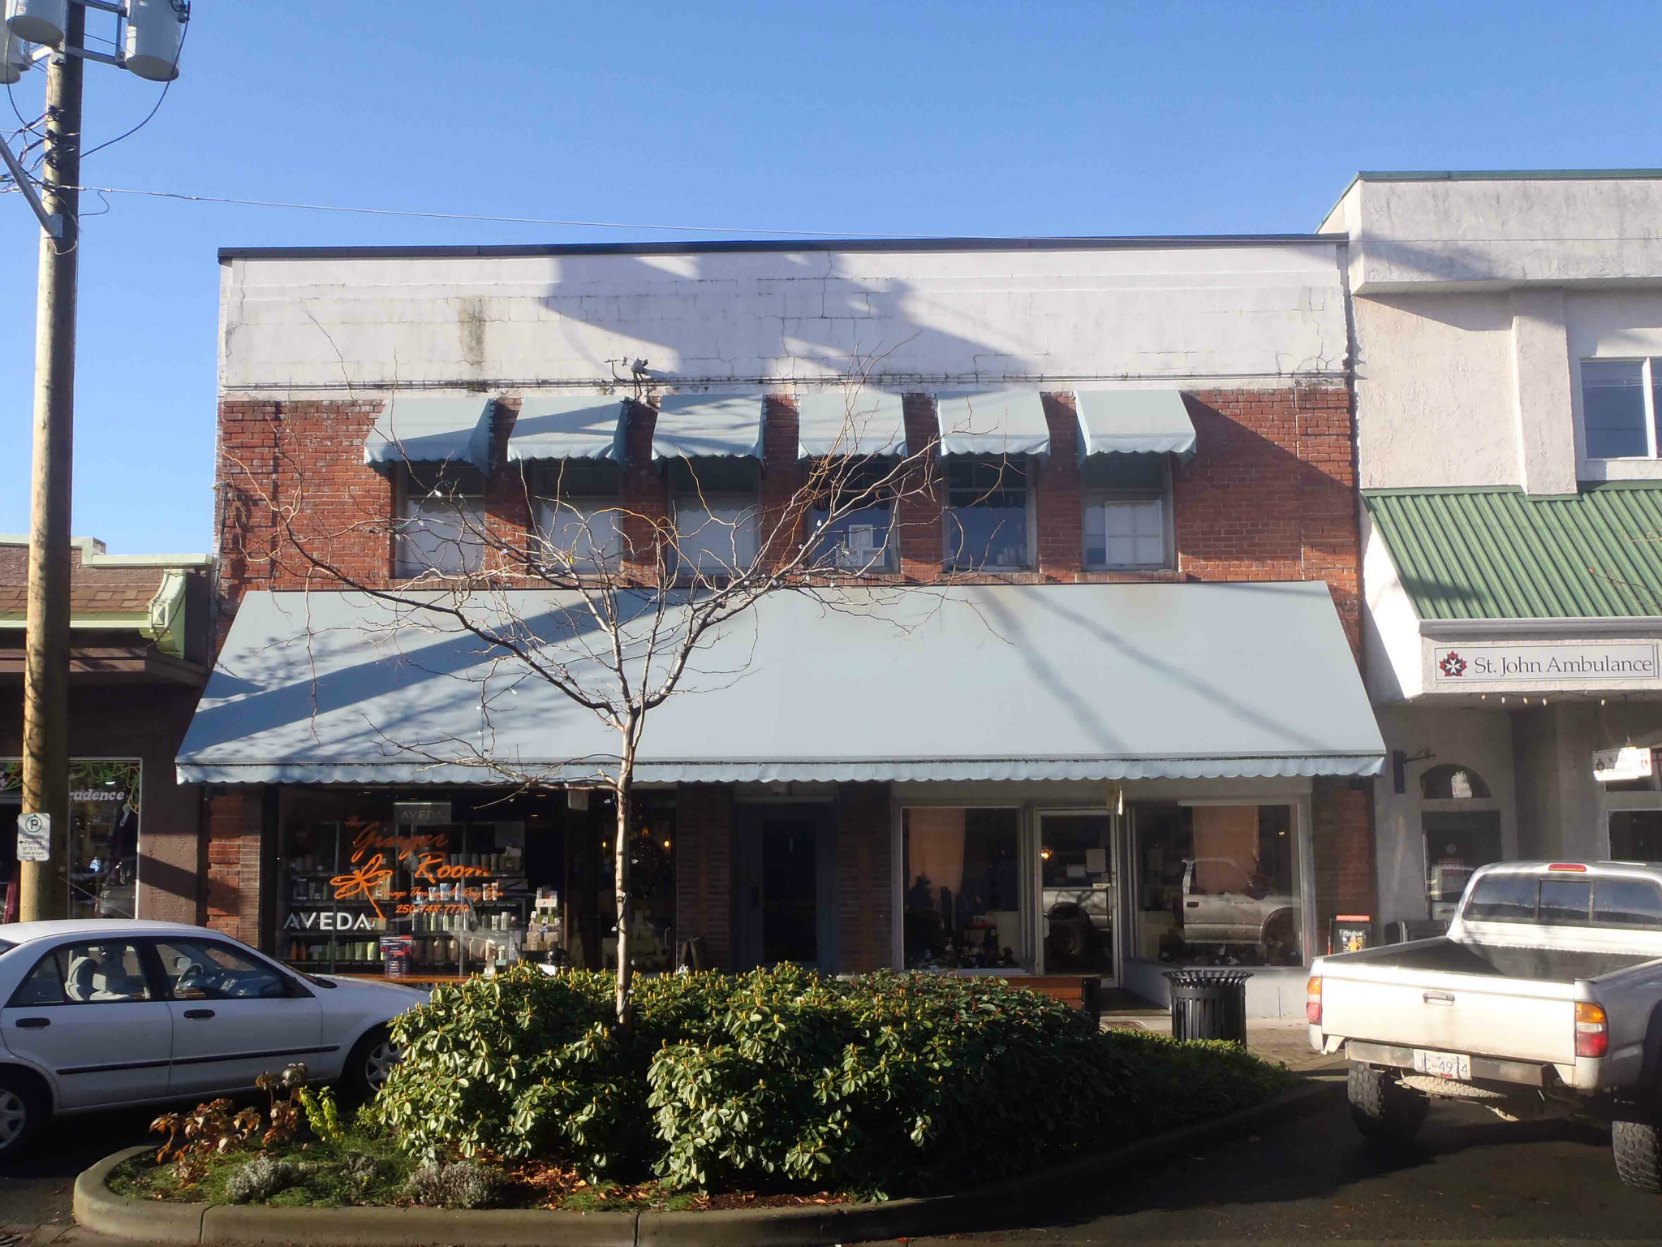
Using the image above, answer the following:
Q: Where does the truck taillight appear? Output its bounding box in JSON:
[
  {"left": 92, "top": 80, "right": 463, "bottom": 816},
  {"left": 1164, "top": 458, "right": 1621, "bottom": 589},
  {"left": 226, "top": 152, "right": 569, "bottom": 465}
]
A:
[
  {"left": 1306, "top": 975, "right": 1322, "bottom": 1025},
  {"left": 1575, "top": 1001, "right": 1608, "bottom": 1058}
]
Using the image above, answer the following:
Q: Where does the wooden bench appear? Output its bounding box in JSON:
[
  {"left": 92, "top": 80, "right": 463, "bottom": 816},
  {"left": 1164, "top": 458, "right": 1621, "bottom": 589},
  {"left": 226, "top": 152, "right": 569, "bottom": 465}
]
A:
[{"left": 1017, "top": 975, "right": 1103, "bottom": 1023}]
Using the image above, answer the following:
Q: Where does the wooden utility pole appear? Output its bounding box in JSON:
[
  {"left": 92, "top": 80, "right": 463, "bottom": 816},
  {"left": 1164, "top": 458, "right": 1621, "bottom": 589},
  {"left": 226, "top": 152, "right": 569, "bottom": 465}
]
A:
[{"left": 17, "top": 3, "right": 84, "bottom": 923}]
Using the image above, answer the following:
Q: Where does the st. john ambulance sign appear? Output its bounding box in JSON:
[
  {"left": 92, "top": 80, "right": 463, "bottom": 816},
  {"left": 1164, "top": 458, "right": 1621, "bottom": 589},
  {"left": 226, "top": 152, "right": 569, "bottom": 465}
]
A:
[{"left": 1432, "top": 642, "right": 1660, "bottom": 684}]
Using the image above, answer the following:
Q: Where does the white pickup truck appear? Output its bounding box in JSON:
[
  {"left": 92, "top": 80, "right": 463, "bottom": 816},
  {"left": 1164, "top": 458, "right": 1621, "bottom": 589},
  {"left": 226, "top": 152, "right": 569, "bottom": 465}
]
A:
[{"left": 1309, "top": 860, "right": 1662, "bottom": 1192}]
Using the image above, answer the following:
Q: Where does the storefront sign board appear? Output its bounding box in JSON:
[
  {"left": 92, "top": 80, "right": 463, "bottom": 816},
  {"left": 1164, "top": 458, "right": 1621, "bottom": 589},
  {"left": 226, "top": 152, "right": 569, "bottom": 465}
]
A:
[
  {"left": 393, "top": 802, "right": 451, "bottom": 826},
  {"left": 1431, "top": 642, "right": 1660, "bottom": 685},
  {"left": 1594, "top": 746, "right": 1655, "bottom": 783},
  {"left": 15, "top": 812, "right": 49, "bottom": 862}
]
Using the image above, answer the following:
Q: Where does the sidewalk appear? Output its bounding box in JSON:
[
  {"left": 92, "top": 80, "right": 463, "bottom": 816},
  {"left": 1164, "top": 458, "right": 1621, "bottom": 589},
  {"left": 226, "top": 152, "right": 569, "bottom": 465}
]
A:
[{"left": 1101, "top": 1010, "right": 1345, "bottom": 1074}]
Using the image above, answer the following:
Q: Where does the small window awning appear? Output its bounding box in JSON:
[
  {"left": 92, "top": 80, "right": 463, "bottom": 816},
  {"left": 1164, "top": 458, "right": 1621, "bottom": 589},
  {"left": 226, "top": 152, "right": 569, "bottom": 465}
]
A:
[
  {"left": 1076, "top": 390, "right": 1197, "bottom": 459},
  {"left": 363, "top": 396, "right": 495, "bottom": 471},
  {"left": 651, "top": 395, "right": 765, "bottom": 460},
  {"left": 935, "top": 391, "right": 1051, "bottom": 457},
  {"left": 178, "top": 581, "right": 1383, "bottom": 786},
  {"left": 506, "top": 397, "right": 626, "bottom": 463},
  {"left": 797, "top": 392, "right": 907, "bottom": 458}
]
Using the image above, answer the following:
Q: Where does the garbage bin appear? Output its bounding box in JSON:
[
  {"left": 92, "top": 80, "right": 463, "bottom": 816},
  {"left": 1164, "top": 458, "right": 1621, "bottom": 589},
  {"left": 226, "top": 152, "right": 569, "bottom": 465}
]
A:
[{"left": 1162, "top": 969, "right": 1251, "bottom": 1044}]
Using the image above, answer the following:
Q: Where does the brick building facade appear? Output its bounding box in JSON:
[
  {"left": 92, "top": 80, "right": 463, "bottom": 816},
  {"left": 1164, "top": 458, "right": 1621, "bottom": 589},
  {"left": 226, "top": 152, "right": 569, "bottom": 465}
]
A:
[{"left": 184, "top": 236, "right": 1382, "bottom": 1016}]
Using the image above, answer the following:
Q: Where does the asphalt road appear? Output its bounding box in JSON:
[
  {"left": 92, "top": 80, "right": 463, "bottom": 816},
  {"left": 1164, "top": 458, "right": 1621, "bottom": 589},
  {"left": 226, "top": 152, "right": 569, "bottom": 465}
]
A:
[
  {"left": 908, "top": 1079, "right": 1662, "bottom": 1244},
  {"left": 4, "top": 1082, "right": 1661, "bottom": 1246}
]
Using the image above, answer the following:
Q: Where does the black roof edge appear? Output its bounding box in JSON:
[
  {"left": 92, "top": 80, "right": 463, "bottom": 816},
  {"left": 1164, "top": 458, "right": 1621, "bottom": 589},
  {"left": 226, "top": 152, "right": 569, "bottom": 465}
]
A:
[{"left": 218, "top": 233, "right": 1346, "bottom": 263}]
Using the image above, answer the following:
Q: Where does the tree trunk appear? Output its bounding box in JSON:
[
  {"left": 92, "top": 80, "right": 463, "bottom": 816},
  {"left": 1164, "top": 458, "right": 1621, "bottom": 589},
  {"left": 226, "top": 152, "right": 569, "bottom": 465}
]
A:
[{"left": 613, "top": 752, "right": 634, "bottom": 1029}]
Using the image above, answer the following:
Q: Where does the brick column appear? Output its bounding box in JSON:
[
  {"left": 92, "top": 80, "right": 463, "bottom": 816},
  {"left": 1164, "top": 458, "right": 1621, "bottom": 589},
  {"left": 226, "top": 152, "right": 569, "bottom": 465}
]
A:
[
  {"left": 204, "top": 788, "right": 265, "bottom": 947},
  {"left": 1036, "top": 392, "right": 1083, "bottom": 578},
  {"left": 674, "top": 785, "right": 734, "bottom": 968},
  {"left": 1311, "top": 779, "right": 1376, "bottom": 947},
  {"left": 486, "top": 397, "right": 534, "bottom": 559},
  {"left": 835, "top": 783, "right": 893, "bottom": 972},
  {"left": 895, "top": 395, "right": 942, "bottom": 579},
  {"left": 759, "top": 396, "right": 807, "bottom": 569},
  {"left": 620, "top": 400, "right": 669, "bottom": 577}
]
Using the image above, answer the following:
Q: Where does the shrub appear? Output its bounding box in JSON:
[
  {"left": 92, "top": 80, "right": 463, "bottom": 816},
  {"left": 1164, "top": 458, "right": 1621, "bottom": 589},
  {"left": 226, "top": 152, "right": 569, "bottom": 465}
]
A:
[
  {"left": 404, "top": 1161, "right": 504, "bottom": 1210},
  {"left": 374, "top": 965, "right": 1292, "bottom": 1197},
  {"left": 224, "top": 1155, "right": 302, "bottom": 1204}
]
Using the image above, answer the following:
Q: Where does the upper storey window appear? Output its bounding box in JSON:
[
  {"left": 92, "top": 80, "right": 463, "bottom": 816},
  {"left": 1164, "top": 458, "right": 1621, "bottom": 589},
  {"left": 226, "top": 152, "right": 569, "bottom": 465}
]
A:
[{"left": 1581, "top": 359, "right": 1662, "bottom": 460}]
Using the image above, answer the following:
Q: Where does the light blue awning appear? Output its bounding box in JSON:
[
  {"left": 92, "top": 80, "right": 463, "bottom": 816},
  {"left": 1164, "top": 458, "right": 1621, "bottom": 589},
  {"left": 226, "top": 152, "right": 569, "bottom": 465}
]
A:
[
  {"left": 1076, "top": 390, "right": 1197, "bottom": 459},
  {"left": 363, "top": 396, "right": 494, "bottom": 470},
  {"left": 179, "top": 581, "right": 1383, "bottom": 786},
  {"left": 796, "top": 392, "right": 908, "bottom": 458},
  {"left": 935, "top": 391, "right": 1051, "bottom": 457},
  {"left": 651, "top": 395, "right": 765, "bottom": 460},
  {"left": 506, "top": 396, "right": 626, "bottom": 463}
]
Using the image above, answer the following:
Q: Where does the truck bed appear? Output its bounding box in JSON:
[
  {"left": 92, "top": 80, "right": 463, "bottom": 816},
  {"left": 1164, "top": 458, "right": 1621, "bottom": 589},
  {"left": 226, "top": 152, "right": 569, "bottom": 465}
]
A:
[{"left": 1364, "top": 937, "right": 1654, "bottom": 984}]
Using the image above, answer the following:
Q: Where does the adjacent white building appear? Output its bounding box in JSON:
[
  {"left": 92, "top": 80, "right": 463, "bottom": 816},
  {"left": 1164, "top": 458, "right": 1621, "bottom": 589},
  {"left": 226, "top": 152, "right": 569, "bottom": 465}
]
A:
[{"left": 1326, "top": 170, "right": 1662, "bottom": 928}]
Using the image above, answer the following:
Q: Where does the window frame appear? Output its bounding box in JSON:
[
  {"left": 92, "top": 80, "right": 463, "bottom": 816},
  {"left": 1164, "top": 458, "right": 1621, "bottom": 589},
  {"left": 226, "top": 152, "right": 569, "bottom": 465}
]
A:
[
  {"left": 534, "top": 495, "right": 625, "bottom": 572},
  {"left": 897, "top": 803, "right": 1033, "bottom": 973},
  {"left": 393, "top": 472, "right": 487, "bottom": 578},
  {"left": 806, "top": 456, "right": 899, "bottom": 574},
  {"left": 1083, "top": 457, "right": 1175, "bottom": 571},
  {"left": 1579, "top": 357, "right": 1661, "bottom": 462},
  {"left": 672, "top": 491, "right": 761, "bottom": 577},
  {"left": 941, "top": 454, "right": 1036, "bottom": 573}
]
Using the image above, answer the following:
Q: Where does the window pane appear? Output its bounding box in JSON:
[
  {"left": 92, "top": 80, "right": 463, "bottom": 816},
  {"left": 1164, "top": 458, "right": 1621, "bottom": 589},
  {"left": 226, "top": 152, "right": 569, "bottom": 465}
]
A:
[
  {"left": 536, "top": 498, "right": 621, "bottom": 569},
  {"left": 809, "top": 458, "right": 896, "bottom": 572},
  {"left": 944, "top": 458, "right": 1028, "bottom": 570},
  {"left": 1040, "top": 813, "right": 1114, "bottom": 974},
  {"left": 1131, "top": 803, "right": 1302, "bottom": 966},
  {"left": 8, "top": 952, "right": 68, "bottom": 1006},
  {"left": 902, "top": 808, "right": 1025, "bottom": 969},
  {"left": 1463, "top": 874, "right": 1537, "bottom": 922},
  {"left": 1610, "top": 810, "right": 1662, "bottom": 860},
  {"left": 24, "top": 940, "right": 153, "bottom": 1003},
  {"left": 1081, "top": 452, "right": 1165, "bottom": 491},
  {"left": 1538, "top": 878, "right": 1591, "bottom": 925},
  {"left": 1582, "top": 360, "right": 1649, "bottom": 459},
  {"left": 675, "top": 495, "right": 759, "bottom": 573},
  {"left": 397, "top": 493, "right": 485, "bottom": 576},
  {"left": 157, "top": 939, "right": 288, "bottom": 1000},
  {"left": 1093, "top": 497, "right": 1167, "bottom": 568},
  {"left": 1593, "top": 879, "right": 1662, "bottom": 929}
]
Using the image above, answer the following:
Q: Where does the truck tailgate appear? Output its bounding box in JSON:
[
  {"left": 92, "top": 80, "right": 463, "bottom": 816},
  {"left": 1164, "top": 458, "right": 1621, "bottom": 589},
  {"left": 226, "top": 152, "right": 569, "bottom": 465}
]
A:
[{"left": 1322, "top": 964, "right": 1577, "bottom": 1065}]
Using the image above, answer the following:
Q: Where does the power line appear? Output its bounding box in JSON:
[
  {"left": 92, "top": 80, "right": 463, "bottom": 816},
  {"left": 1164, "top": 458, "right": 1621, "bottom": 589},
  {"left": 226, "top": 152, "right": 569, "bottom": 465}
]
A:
[{"left": 63, "top": 183, "right": 923, "bottom": 238}]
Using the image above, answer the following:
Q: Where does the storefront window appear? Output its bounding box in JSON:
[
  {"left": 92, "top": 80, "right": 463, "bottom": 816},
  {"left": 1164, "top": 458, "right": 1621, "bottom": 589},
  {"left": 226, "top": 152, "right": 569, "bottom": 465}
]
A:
[
  {"left": 1040, "top": 813, "right": 1114, "bottom": 974},
  {"left": 0, "top": 759, "right": 141, "bottom": 921},
  {"left": 1132, "top": 802, "right": 1302, "bottom": 967},
  {"left": 902, "top": 807, "right": 1026, "bottom": 969},
  {"left": 1423, "top": 811, "right": 1502, "bottom": 920},
  {"left": 1610, "top": 810, "right": 1662, "bottom": 861}
]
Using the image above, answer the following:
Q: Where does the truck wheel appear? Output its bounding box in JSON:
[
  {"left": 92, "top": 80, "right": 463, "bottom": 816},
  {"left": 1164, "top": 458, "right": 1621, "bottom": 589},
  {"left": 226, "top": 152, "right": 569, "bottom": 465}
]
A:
[
  {"left": 1348, "top": 1063, "right": 1429, "bottom": 1141},
  {"left": 1612, "top": 1117, "right": 1662, "bottom": 1193}
]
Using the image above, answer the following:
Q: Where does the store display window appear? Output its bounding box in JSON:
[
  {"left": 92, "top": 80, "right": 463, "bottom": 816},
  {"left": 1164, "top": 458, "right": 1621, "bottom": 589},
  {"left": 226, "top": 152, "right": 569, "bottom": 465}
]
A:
[
  {"left": 0, "top": 759, "right": 141, "bottom": 921},
  {"left": 1132, "top": 802, "right": 1303, "bottom": 967},
  {"left": 902, "top": 807, "right": 1026, "bottom": 969}
]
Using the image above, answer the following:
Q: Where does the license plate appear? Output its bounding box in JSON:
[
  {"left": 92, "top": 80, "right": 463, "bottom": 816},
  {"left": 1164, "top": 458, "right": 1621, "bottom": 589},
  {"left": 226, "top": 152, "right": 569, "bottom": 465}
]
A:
[{"left": 1412, "top": 1048, "right": 1471, "bottom": 1080}]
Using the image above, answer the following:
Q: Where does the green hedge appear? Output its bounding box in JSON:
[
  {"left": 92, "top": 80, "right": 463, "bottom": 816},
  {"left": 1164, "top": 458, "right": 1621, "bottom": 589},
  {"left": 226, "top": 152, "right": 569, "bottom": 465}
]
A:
[{"left": 370, "top": 965, "right": 1290, "bottom": 1197}]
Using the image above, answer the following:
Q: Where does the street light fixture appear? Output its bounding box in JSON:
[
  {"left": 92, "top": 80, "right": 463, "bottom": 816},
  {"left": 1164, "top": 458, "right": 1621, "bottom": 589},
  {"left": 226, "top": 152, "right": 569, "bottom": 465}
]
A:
[{"left": 1, "top": 0, "right": 189, "bottom": 923}]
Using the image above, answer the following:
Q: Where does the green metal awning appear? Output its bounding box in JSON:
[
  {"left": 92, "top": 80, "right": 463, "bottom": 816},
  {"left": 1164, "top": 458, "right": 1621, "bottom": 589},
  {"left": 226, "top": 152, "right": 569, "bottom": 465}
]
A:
[
  {"left": 1075, "top": 390, "right": 1197, "bottom": 459},
  {"left": 177, "top": 581, "right": 1382, "bottom": 786},
  {"left": 1366, "top": 485, "right": 1662, "bottom": 620},
  {"left": 506, "top": 396, "right": 626, "bottom": 462},
  {"left": 935, "top": 391, "right": 1051, "bottom": 457},
  {"left": 363, "top": 396, "right": 494, "bottom": 471},
  {"left": 651, "top": 395, "right": 765, "bottom": 460},
  {"left": 796, "top": 391, "right": 907, "bottom": 458}
]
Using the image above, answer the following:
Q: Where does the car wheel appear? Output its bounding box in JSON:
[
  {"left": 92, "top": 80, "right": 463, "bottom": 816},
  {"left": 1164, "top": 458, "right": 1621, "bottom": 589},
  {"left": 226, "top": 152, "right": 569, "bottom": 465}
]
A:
[
  {"left": 0, "top": 1069, "right": 46, "bottom": 1163},
  {"left": 1347, "top": 1063, "right": 1429, "bottom": 1142},
  {"left": 343, "top": 1028, "right": 398, "bottom": 1102},
  {"left": 1612, "top": 1114, "right": 1662, "bottom": 1193}
]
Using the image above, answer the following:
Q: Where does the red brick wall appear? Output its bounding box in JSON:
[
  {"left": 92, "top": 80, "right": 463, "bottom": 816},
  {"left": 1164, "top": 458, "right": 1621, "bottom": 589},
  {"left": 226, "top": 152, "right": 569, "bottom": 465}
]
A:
[
  {"left": 1312, "top": 779, "right": 1375, "bottom": 943},
  {"left": 203, "top": 789, "right": 263, "bottom": 945},
  {"left": 835, "top": 784, "right": 893, "bottom": 971},
  {"left": 674, "top": 785, "right": 734, "bottom": 969}
]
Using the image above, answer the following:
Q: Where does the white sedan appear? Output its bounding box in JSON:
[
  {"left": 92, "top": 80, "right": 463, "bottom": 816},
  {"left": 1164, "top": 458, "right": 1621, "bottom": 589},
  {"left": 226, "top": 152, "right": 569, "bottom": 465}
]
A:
[{"left": 0, "top": 919, "right": 426, "bottom": 1160}]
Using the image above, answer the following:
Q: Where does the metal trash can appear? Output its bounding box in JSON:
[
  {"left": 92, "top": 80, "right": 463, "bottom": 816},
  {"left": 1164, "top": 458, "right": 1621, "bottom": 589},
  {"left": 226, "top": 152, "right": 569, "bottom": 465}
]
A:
[{"left": 1162, "top": 969, "right": 1251, "bottom": 1044}]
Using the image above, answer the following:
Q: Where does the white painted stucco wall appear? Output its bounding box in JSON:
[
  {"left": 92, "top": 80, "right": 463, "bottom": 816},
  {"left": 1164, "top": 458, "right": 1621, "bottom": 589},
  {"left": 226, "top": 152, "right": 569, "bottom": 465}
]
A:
[{"left": 218, "top": 243, "right": 1348, "bottom": 397}]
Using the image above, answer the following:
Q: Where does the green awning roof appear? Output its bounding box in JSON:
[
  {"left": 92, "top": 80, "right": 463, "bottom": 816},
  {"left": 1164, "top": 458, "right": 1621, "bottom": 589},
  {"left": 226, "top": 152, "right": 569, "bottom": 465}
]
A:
[
  {"left": 651, "top": 395, "right": 765, "bottom": 460},
  {"left": 178, "top": 582, "right": 1381, "bottom": 786},
  {"left": 363, "top": 396, "right": 495, "bottom": 471},
  {"left": 797, "top": 392, "right": 907, "bottom": 458},
  {"left": 936, "top": 391, "right": 1051, "bottom": 457},
  {"left": 506, "top": 396, "right": 626, "bottom": 462},
  {"left": 1075, "top": 390, "right": 1197, "bottom": 459},
  {"left": 1366, "top": 485, "right": 1662, "bottom": 620}
]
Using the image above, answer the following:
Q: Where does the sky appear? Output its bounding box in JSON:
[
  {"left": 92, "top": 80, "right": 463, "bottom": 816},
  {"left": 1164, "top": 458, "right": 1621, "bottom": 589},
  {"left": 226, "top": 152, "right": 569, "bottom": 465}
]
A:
[{"left": 0, "top": 0, "right": 1658, "bottom": 553}]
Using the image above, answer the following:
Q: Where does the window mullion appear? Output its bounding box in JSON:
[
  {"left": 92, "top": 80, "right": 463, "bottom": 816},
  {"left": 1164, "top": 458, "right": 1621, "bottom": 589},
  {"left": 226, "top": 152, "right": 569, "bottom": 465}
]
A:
[{"left": 1649, "top": 358, "right": 1659, "bottom": 460}]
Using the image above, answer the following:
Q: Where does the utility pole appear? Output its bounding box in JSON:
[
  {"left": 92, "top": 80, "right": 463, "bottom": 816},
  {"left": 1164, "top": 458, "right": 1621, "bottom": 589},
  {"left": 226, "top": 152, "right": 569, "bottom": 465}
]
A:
[{"left": 16, "top": 0, "right": 82, "bottom": 923}]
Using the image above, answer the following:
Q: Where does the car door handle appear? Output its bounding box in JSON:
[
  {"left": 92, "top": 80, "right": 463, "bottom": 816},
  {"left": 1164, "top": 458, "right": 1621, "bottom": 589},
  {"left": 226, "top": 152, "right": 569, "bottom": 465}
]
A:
[
  {"left": 182, "top": 1008, "right": 216, "bottom": 1020},
  {"left": 1185, "top": 901, "right": 1200, "bottom": 908},
  {"left": 1423, "top": 991, "right": 1455, "bottom": 1006},
  {"left": 14, "top": 1017, "right": 49, "bottom": 1029}
]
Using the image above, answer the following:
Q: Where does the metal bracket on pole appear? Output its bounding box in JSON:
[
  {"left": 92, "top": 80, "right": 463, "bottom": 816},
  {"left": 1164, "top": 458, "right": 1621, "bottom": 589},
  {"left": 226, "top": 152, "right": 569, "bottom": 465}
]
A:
[{"left": 0, "top": 135, "right": 63, "bottom": 239}]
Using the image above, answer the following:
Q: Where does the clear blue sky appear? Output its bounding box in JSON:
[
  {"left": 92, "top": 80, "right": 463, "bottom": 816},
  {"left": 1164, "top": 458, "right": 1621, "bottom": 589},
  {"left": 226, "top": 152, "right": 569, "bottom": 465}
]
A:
[{"left": 0, "top": 0, "right": 1657, "bottom": 553}]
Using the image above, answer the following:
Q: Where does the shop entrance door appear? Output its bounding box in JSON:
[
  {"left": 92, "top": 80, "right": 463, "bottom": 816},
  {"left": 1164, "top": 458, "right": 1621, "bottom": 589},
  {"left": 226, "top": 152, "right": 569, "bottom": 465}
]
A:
[
  {"left": 1422, "top": 811, "right": 1502, "bottom": 921},
  {"left": 1039, "top": 812, "right": 1117, "bottom": 981},
  {"left": 734, "top": 805, "right": 836, "bottom": 969}
]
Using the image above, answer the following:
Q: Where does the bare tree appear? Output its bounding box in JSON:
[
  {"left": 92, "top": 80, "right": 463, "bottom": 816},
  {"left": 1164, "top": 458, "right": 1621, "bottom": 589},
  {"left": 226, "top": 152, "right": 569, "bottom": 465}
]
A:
[{"left": 222, "top": 373, "right": 946, "bottom": 1026}]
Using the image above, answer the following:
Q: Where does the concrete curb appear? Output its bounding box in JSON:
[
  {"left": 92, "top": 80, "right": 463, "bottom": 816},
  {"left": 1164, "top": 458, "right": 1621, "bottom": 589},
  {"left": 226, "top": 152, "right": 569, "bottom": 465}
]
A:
[{"left": 74, "top": 1080, "right": 1342, "bottom": 1246}]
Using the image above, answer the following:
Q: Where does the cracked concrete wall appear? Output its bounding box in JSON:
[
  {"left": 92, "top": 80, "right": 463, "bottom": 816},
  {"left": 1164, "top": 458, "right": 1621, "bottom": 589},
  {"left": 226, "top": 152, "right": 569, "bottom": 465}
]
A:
[{"left": 218, "top": 243, "right": 1348, "bottom": 396}]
